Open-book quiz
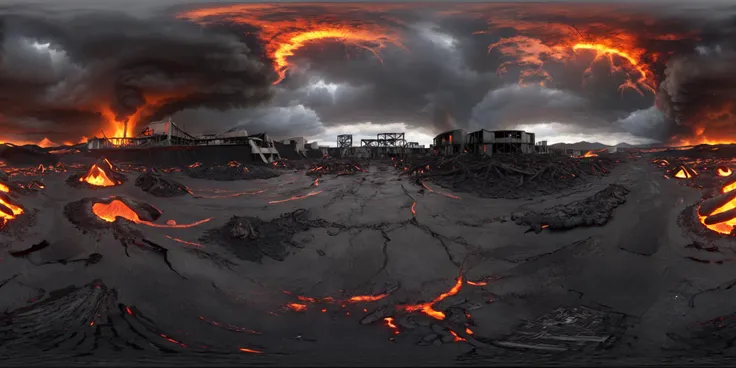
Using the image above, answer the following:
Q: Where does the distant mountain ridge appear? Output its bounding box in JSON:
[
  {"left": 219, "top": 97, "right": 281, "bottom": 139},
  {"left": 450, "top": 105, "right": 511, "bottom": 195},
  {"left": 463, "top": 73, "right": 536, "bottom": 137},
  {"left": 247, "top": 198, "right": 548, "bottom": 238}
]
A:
[{"left": 548, "top": 141, "right": 642, "bottom": 150}]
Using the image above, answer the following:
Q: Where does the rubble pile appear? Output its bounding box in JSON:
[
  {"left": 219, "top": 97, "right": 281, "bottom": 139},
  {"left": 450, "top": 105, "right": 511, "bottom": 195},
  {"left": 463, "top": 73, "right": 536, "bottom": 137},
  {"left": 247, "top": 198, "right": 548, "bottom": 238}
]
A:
[
  {"left": 135, "top": 169, "right": 191, "bottom": 197},
  {"left": 200, "top": 209, "right": 313, "bottom": 263},
  {"left": 495, "top": 306, "right": 628, "bottom": 353},
  {"left": 306, "top": 158, "right": 366, "bottom": 177},
  {"left": 513, "top": 184, "right": 629, "bottom": 232},
  {"left": 185, "top": 161, "right": 279, "bottom": 181},
  {"left": 398, "top": 154, "right": 620, "bottom": 199}
]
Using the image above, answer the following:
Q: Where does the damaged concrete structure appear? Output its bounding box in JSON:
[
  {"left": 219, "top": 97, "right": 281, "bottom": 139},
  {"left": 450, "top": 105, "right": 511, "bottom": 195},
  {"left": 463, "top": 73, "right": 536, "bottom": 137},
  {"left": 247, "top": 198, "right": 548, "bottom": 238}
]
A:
[
  {"left": 433, "top": 129, "right": 467, "bottom": 155},
  {"left": 466, "top": 129, "right": 537, "bottom": 155},
  {"left": 86, "top": 118, "right": 282, "bottom": 164}
]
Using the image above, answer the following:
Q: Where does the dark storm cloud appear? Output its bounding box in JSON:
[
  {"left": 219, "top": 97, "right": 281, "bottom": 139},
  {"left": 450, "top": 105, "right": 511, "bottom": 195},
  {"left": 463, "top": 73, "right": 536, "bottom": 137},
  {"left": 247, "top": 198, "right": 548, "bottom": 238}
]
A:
[
  {"left": 171, "top": 1, "right": 726, "bottom": 143},
  {"left": 1, "top": 1, "right": 736, "bottom": 144},
  {"left": 0, "top": 3, "right": 273, "bottom": 142}
]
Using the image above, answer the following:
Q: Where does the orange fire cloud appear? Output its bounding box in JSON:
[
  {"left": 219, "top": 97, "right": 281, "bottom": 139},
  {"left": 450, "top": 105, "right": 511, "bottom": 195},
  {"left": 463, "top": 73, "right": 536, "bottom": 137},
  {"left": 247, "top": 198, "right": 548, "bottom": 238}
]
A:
[
  {"left": 177, "top": 4, "right": 407, "bottom": 84},
  {"left": 477, "top": 4, "right": 693, "bottom": 95}
]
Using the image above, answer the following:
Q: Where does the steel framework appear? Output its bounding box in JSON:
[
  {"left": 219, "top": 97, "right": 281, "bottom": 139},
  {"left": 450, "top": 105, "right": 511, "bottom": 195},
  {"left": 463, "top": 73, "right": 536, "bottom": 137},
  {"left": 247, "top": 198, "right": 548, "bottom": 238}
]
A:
[
  {"left": 376, "top": 133, "right": 406, "bottom": 147},
  {"left": 360, "top": 139, "right": 380, "bottom": 147},
  {"left": 337, "top": 134, "right": 353, "bottom": 148}
]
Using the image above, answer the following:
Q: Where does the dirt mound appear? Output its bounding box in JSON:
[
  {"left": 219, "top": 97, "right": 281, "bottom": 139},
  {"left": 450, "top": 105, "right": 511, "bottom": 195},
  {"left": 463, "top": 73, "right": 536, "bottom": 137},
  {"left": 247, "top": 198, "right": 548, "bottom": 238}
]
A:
[
  {"left": 513, "top": 184, "right": 630, "bottom": 232},
  {"left": 398, "top": 154, "right": 620, "bottom": 199},
  {"left": 200, "top": 209, "right": 312, "bottom": 263},
  {"left": 135, "top": 170, "right": 191, "bottom": 197},
  {"left": 186, "top": 162, "right": 279, "bottom": 181}
]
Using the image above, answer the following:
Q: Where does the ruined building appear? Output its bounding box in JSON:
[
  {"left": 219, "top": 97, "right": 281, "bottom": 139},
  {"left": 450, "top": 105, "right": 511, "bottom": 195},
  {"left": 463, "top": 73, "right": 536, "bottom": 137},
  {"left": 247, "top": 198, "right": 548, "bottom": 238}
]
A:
[
  {"left": 433, "top": 129, "right": 467, "bottom": 155},
  {"left": 86, "top": 118, "right": 283, "bottom": 164}
]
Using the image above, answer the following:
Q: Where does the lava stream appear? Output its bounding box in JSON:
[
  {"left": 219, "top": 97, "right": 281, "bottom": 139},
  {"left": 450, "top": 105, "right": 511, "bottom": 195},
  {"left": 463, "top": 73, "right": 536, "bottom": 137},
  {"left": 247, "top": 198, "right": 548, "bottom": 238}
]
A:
[
  {"left": 0, "top": 182, "right": 9, "bottom": 193},
  {"left": 399, "top": 274, "right": 463, "bottom": 320},
  {"left": 165, "top": 235, "right": 204, "bottom": 247},
  {"left": 268, "top": 190, "right": 323, "bottom": 204},
  {"left": 421, "top": 182, "right": 461, "bottom": 200},
  {"left": 92, "top": 200, "right": 212, "bottom": 228},
  {"left": 718, "top": 167, "right": 733, "bottom": 177}
]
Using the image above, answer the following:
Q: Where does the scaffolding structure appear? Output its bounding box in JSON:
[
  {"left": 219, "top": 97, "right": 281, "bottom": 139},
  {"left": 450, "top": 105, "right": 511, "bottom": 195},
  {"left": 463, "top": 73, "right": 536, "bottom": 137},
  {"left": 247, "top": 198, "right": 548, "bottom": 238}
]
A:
[
  {"left": 376, "top": 133, "right": 406, "bottom": 147},
  {"left": 337, "top": 134, "right": 353, "bottom": 148}
]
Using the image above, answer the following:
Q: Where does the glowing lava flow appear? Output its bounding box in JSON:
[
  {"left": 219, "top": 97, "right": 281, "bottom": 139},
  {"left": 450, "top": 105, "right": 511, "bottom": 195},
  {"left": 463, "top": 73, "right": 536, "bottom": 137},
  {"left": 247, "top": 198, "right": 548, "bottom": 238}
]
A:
[
  {"left": 80, "top": 165, "right": 118, "bottom": 187},
  {"left": 283, "top": 291, "right": 390, "bottom": 312},
  {"left": 0, "top": 182, "right": 9, "bottom": 193},
  {"left": 177, "top": 4, "right": 407, "bottom": 84},
  {"left": 582, "top": 151, "right": 599, "bottom": 158},
  {"left": 399, "top": 274, "right": 463, "bottom": 320},
  {"left": 92, "top": 200, "right": 212, "bottom": 228},
  {"left": 0, "top": 195, "right": 24, "bottom": 225},
  {"left": 165, "top": 235, "right": 204, "bottom": 247},
  {"left": 719, "top": 167, "right": 733, "bottom": 177},
  {"left": 421, "top": 182, "right": 461, "bottom": 200},
  {"left": 268, "top": 190, "right": 323, "bottom": 204},
  {"left": 698, "top": 182, "right": 736, "bottom": 234}
]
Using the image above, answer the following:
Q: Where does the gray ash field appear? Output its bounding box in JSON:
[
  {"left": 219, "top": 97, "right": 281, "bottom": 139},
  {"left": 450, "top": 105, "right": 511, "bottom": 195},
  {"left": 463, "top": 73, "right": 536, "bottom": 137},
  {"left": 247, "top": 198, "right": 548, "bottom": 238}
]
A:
[{"left": 3, "top": 147, "right": 736, "bottom": 366}]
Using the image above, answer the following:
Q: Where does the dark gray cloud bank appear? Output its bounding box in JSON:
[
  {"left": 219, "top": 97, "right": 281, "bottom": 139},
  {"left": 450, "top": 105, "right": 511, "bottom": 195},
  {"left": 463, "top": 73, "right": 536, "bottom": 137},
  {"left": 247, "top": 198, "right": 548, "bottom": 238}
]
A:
[{"left": 0, "top": 0, "right": 735, "bottom": 145}]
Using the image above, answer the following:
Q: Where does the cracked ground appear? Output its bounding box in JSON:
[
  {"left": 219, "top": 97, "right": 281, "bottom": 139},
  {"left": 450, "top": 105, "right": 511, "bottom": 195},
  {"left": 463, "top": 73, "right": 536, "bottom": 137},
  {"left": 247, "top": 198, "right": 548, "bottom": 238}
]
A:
[{"left": 0, "top": 155, "right": 733, "bottom": 366}]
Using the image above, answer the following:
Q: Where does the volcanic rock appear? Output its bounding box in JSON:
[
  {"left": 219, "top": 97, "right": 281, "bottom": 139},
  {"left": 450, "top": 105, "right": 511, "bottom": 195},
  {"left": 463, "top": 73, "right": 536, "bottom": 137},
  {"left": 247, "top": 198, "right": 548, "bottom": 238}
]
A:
[
  {"left": 513, "top": 184, "right": 630, "bottom": 232},
  {"left": 135, "top": 170, "right": 191, "bottom": 197},
  {"left": 200, "top": 209, "right": 312, "bottom": 263},
  {"left": 186, "top": 163, "right": 279, "bottom": 181},
  {"left": 0, "top": 169, "right": 8, "bottom": 182},
  {"left": 0, "top": 280, "right": 189, "bottom": 354},
  {"left": 0, "top": 144, "right": 59, "bottom": 166}
]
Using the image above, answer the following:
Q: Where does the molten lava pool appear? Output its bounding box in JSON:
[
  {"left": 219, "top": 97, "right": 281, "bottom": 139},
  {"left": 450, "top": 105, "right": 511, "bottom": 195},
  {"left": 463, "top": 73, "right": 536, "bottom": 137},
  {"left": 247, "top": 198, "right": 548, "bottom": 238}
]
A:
[{"left": 92, "top": 199, "right": 212, "bottom": 228}]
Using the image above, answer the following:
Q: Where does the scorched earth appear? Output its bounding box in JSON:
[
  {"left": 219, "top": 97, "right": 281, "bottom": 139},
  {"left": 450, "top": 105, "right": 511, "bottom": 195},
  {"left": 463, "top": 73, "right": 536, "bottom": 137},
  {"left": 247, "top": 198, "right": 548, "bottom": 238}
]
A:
[{"left": 0, "top": 149, "right": 734, "bottom": 365}]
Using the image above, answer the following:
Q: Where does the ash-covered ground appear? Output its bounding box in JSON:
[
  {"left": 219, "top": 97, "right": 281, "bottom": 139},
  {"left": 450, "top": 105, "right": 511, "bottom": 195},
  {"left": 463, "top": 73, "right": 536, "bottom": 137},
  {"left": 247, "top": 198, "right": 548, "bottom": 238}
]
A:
[{"left": 2, "top": 148, "right": 736, "bottom": 366}]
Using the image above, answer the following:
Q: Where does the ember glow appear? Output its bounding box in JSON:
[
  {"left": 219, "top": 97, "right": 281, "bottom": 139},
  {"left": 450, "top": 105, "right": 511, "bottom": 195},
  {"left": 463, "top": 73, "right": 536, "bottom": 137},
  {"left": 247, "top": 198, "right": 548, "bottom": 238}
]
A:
[
  {"left": 284, "top": 291, "right": 389, "bottom": 311},
  {"left": 239, "top": 347, "right": 264, "bottom": 354},
  {"left": 583, "top": 151, "right": 599, "bottom": 158},
  {"left": 400, "top": 274, "right": 463, "bottom": 320},
  {"left": 92, "top": 200, "right": 212, "bottom": 228},
  {"left": 0, "top": 182, "right": 9, "bottom": 193},
  {"left": 718, "top": 167, "right": 733, "bottom": 177},
  {"left": 178, "top": 4, "right": 407, "bottom": 84}
]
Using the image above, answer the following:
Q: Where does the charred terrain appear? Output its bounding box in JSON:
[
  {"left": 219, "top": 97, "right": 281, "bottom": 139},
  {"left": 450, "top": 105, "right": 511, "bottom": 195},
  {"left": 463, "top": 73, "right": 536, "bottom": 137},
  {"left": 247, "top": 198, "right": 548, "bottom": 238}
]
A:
[{"left": 2, "top": 145, "right": 736, "bottom": 365}]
